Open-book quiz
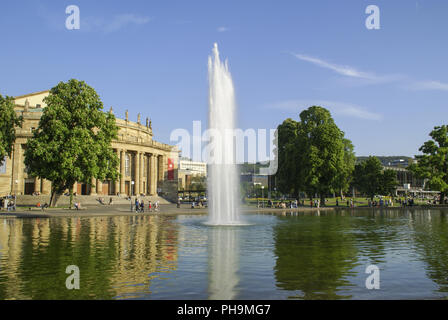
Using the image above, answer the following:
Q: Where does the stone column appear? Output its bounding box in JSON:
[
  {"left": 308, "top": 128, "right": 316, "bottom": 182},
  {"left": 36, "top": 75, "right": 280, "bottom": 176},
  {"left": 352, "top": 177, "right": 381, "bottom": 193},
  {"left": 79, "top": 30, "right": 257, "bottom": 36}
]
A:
[
  {"left": 34, "top": 177, "right": 41, "bottom": 193},
  {"left": 158, "top": 155, "right": 165, "bottom": 181},
  {"left": 139, "top": 152, "right": 144, "bottom": 195},
  {"left": 41, "top": 179, "right": 51, "bottom": 195},
  {"left": 11, "top": 143, "right": 22, "bottom": 195},
  {"left": 120, "top": 150, "right": 125, "bottom": 194},
  {"left": 150, "top": 154, "right": 158, "bottom": 195},
  {"left": 97, "top": 179, "right": 103, "bottom": 195},
  {"left": 90, "top": 177, "right": 96, "bottom": 195},
  {"left": 114, "top": 149, "right": 120, "bottom": 195},
  {"left": 146, "top": 155, "right": 151, "bottom": 195},
  {"left": 135, "top": 152, "right": 140, "bottom": 196}
]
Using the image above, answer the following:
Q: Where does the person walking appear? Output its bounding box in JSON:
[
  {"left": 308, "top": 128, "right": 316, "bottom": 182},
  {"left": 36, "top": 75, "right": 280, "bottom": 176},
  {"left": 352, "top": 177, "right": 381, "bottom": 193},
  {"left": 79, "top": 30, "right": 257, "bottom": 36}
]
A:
[
  {"left": 148, "top": 201, "right": 152, "bottom": 212},
  {"left": 140, "top": 199, "right": 145, "bottom": 213}
]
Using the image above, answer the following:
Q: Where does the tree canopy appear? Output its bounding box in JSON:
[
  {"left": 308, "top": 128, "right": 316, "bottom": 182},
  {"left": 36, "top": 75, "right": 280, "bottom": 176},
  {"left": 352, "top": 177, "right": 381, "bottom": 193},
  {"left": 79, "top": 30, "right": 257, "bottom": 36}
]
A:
[
  {"left": 24, "top": 79, "right": 119, "bottom": 207},
  {"left": 353, "top": 156, "right": 398, "bottom": 200},
  {"left": 409, "top": 125, "right": 448, "bottom": 204},
  {"left": 0, "top": 93, "right": 23, "bottom": 165},
  {"left": 276, "top": 106, "right": 354, "bottom": 202}
]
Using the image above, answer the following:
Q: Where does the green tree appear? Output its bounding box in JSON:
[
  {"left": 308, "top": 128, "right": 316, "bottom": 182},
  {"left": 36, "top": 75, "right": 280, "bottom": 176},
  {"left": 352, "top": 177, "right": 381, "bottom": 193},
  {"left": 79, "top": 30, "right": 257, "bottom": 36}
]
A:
[
  {"left": 336, "top": 138, "right": 356, "bottom": 198},
  {"left": 353, "top": 156, "right": 382, "bottom": 200},
  {"left": 24, "top": 79, "right": 119, "bottom": 207},
  {"left": 297, "top": 106, "right": 348, "bottom": 204},
  {"left": 381, "top": 169, "right": 399, "bottom": 196},
  {"left": 275, "top": 106, "right": 354, "bottom": 204},
  {"left": 354, "top": 156, "right": 398, "bottom": 200},
  {"left": 409, "top": 125, "right": 448, "bottom": 204},
  {"left": 0, "top": 94, "right": 23, "bottom": 165},
  {"left": 276, "top": 118, "right": 300, "bottom": 196}
]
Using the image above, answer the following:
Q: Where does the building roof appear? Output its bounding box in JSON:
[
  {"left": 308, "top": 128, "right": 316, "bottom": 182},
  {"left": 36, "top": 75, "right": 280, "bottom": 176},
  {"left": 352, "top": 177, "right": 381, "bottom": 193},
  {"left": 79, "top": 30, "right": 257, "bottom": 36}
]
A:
[{"left": 14, "top": 90, "right": 50, "bottom": 99}]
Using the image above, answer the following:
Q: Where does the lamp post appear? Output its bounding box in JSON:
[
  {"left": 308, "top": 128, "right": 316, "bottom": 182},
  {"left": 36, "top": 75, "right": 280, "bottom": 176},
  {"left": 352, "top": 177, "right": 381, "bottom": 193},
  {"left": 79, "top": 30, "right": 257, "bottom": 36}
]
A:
[{"left": 261, "top": 185, "right": 265, "bottom": 208}]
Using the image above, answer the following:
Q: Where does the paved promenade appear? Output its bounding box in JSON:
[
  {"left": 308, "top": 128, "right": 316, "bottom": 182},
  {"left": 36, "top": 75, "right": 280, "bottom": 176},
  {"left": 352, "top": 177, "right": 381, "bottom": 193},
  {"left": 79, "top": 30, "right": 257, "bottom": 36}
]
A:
[
  {"left": 1, "top": 203, "right": 447, "bottom": 219},
  {"left": 0, "top": 203, "right": 336, "bottom": 218}
]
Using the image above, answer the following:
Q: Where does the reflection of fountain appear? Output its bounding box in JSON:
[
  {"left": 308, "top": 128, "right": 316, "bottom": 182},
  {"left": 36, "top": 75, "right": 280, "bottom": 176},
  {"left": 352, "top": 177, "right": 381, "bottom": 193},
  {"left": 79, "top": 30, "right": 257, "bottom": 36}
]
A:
[
  {"left": 206, "top": 43, "right": 241, "bottom": 225},
  {"left": 208, "top": 227, "right": 240, "bottom": 299}
]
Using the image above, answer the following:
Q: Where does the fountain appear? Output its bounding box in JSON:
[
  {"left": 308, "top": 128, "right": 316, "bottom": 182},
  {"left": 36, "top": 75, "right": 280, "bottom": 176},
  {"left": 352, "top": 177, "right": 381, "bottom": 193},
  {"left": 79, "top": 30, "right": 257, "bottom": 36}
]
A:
[{"left": 206, "top": 43, "right": 242, "bottom": 225}]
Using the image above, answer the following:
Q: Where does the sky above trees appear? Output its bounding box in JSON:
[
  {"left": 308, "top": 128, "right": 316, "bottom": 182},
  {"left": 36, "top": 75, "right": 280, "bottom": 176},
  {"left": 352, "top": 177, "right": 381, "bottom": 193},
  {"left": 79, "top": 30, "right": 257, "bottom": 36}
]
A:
[{"left": 1, "top": 0, "right": 447, "bottom": 157}]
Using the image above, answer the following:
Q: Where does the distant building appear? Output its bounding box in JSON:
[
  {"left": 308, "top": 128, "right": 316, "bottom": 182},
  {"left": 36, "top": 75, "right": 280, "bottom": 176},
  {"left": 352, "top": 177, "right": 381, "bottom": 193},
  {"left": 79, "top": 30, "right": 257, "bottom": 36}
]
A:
[
  {"left": 240, "top": 173, "right": 268, "bottom": 188},
  {"left": 178, "top": 159, "right": 207, "bottom": 190}
]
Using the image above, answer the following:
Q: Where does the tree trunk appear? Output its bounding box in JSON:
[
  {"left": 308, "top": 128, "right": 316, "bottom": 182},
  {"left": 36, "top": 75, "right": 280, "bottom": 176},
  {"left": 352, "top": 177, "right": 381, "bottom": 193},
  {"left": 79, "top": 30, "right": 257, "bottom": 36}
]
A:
[
  {"left": 340, "top": 189, "right": 344, "bottom": 200},
  {"left": 49, "top": 190, "right": 55, "bottom": 208},
  {"left": 440, "top": 192, "right": 445, "bottom": 205},
  {"left": 320, "top": 194, "right": 325, "bottom": 207},
  {"left": 50, "top": 184, "right": 62, "bottom": 207}
]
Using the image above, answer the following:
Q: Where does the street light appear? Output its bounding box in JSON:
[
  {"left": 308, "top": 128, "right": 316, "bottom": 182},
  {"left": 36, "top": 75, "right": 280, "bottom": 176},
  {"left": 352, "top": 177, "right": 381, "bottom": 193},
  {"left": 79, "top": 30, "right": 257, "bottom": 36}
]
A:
[{"left": 261, "top": 185, "right": 265, "bottom": 208}]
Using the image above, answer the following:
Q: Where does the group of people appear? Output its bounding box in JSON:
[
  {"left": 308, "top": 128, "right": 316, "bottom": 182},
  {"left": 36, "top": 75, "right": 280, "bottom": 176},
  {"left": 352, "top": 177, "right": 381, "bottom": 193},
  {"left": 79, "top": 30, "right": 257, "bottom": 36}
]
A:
[
  {"left": 266, "top": 200, "right": 299, "bottom": 209},
  {"left": 0, "top": 195, "right": 16, "bottom": 212},
  {"left": 368, "top": 198, "right": 394, "bottom": 207},
  {"left": 191, "top": 200, "right": 206, "bottom": 209},
  {"left": 134, "top": 198, "right": 159, "bottom": 213}
]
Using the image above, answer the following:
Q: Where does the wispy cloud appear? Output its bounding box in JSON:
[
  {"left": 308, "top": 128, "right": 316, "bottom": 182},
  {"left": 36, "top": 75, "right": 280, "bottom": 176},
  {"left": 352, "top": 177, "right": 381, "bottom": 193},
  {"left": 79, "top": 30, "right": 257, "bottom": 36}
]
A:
[
  {"left": 292, "top": 53, "right": 376, "bottom": 80},
  {"left": 291, "top": 52, "right": 448, "bottom": 92},
  {"left": 269, "top": 99, "right": 383, "bottom": 121},
  {"left": 82, "top": 14, "right": 151, "bottom": 33},
  {"left": 217, "top": 26, "right": 229, "bottom": 32},
  {"left": 410, "top": 80, "right": 448, "bottom": 91}
]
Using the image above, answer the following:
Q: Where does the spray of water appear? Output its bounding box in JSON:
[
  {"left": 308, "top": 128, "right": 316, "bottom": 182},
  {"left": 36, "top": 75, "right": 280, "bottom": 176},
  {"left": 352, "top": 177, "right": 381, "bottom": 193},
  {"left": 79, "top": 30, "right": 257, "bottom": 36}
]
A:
[{"left": 206, "top": 43, "right": 242, "bottom": 225}]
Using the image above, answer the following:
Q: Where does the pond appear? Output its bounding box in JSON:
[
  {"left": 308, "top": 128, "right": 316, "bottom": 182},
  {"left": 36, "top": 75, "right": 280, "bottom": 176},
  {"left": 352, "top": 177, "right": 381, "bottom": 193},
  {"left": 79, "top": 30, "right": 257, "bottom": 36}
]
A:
[{"left": 0, "top": 209, "right": 447, "bottom": 299}]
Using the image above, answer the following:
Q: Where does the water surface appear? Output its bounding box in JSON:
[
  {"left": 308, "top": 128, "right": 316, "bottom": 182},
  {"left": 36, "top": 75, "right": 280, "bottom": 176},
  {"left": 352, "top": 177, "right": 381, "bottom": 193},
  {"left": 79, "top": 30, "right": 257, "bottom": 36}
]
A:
[{"left": 0, "top": 209, "right": 447, "bottom": 299}]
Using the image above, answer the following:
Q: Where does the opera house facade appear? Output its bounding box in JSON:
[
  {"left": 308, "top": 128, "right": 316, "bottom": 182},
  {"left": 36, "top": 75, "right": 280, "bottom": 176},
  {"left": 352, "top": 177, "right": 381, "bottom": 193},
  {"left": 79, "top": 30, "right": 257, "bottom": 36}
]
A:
[{"left": 0, "top": 90, "right": 178, "bottom": 199}]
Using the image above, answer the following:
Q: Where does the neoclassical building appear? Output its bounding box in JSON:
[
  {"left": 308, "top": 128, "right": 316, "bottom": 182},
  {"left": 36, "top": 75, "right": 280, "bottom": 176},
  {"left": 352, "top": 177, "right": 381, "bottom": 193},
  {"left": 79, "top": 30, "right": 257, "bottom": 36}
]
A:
[{"left": 0, "top": 90, "right": 179, "bottom": 199}]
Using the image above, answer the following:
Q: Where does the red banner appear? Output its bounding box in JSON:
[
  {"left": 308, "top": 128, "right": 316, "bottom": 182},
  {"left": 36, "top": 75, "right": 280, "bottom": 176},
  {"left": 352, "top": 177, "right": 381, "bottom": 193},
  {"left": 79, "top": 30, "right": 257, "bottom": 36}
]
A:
[{"left": 167, "top": 158, "right": 174, "bottom": 180}]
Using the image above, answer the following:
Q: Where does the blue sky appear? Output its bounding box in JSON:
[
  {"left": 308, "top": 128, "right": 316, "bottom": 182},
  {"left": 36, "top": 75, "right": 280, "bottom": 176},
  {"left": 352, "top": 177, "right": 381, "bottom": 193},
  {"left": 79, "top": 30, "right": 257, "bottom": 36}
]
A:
[{"left": 1, "top": 0, "right": 447, "bottom": 158}]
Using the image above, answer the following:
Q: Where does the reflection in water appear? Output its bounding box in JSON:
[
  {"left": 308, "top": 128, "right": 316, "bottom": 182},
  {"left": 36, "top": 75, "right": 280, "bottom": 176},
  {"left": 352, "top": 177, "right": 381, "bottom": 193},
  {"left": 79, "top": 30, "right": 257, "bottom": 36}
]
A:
[
  {"left": 0, "top": 216, "right": 178, "bottom": 299},
  {"left": 410, "top": 210, "right": 448, "bottom": 294},
  {"left": 208, "top": 227, "right": 240, "bottom": 299},
  {"left": 1, "top": 210, "right": 448, "bottom": 299},
  {"left": 273, "top": 213, "right": 358, "bottom": 299}
]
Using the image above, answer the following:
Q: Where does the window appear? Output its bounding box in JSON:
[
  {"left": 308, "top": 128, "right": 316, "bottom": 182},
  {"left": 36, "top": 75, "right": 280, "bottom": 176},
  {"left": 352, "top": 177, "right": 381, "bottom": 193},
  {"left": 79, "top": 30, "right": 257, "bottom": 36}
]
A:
[{"left": 0, "top": 157, "right": 6, "bottom": 174}]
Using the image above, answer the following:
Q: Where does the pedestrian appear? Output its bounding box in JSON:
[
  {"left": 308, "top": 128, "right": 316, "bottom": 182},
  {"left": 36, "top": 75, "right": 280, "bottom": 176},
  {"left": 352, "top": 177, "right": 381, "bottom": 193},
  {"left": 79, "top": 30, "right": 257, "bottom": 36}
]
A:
[
  {"left": 140, "top": 199, "right": 145, "bottom": 213},
  {"left": 135, "top": 198, "right": 140, "bottom": 212},
  {"left": 148, "top": 201, "right": 152, "bottom": 212}
]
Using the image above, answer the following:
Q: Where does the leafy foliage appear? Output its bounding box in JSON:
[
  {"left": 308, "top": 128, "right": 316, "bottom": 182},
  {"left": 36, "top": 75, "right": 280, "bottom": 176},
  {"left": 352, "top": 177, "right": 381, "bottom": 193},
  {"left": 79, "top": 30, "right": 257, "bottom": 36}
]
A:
[
  {"left": 353, "top": 156, "right": 398, "bottom": 199},
  {"left": 276, "top": 106, "right": 354, "bottom": 201},
  {"left": 24, "top": 79, "right": 119, "bottom": 206},
  {"left": 0, "top": 94, "right": 23, "bottom": 165},
  {"left": 409, "top": 125, "right": 448, "bottom": 203}
]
